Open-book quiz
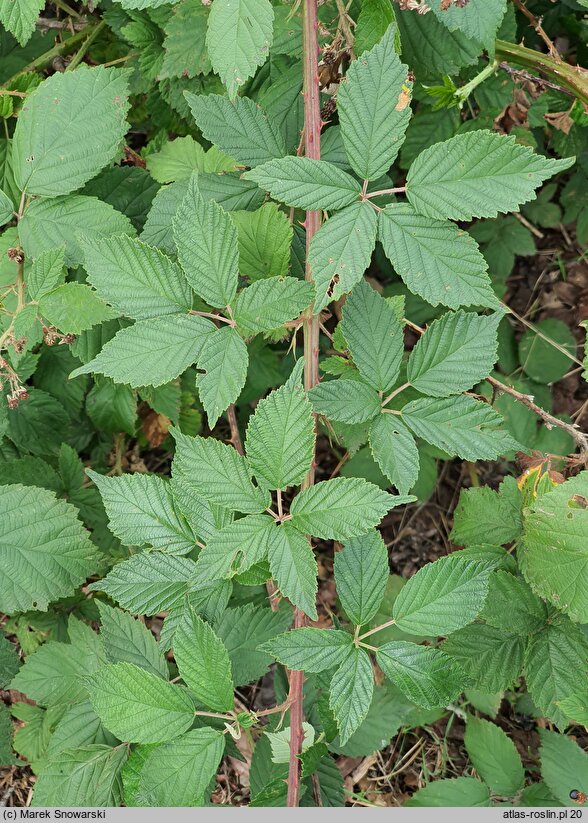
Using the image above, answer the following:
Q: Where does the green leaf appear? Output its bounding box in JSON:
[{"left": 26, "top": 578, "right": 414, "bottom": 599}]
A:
[
  {"left": 13, "top": 66, "right": 130, "bottom": 197},
  {"left": 401, "top": 395, "right": 520, "bottom": 461},
  {"left": 354, "top": 0, "right": 397, "bottom": 56},
  {"left": 338, "top": 27, "right": 410, "bottom": 180},
  {"left": 443, "top": 624, "right": 525, "bottom": 693},
  {"left": 97, "top": 602, "right": 168, "bottom": 680},
  {"left": 377, "top": 642, "right": 465, "bottom": 708},
  {"left": 464, "top": 715, "right": 524, "bottom": 797},
  {"left": 87, "top": 470, "right": 196, "bottom": 555},
  {"left": 309, "top": 379, "right": 381, "bottom": 425},
  {"left": 38, "top": 283, "right": 117, "bottom": 335},
  {"left": 0, "top": 633, "right": 20, "bottom": 689},
  {"left": 185, "top": 94, "right": 286, "bottom": 168},
  {"left": 407, "top": 311, "right": 501, "bottom": 397},
  {"left": 0, "top": 483, "right": 100, "bottom": 614},
  {"left": 160, "top": 0, "right": 211, "bottom": 79},
  {"left": 47, "top": 701, "right": 116, "bottom": 756},
  {"left": 406, "top": 777, "right": 490, "bottom": 807},
  {"left": 290, "top": 477, "right": 405, "bottom": 541},
  {"left": 231, "top": 204, "right": 292, "bottom": 282},
  {"left": 519, "top": 318, "right": 576, "bottom": 385},
  {"left": 206, "top": 0, "right": 273, "bottom": 98},
  {"left": 520, "top": 472, "right": 588, "bottom": 623},
  {"left": 215, "top": 603, "right": 292, "bottom": 686},
  {"left": 268, "top": 522, "right": 318, "bottom": 620},
  {"left": 19, "top": 195, "right": 135, "bottom": 268},
  {"left": 195, "top": 514, "right": 276, "bottom": 581},
  {"left": 525, "top": 617, "right": 588, "bottom": 730},
  {"left": 334, "top": 530, "right": 389, "bottom": 625},
  {"left": 87, "top": 663, "right": 195, "bottom": 744},
  {"left": 341, "top": 280, "right": 404, "bottom": 393},
  {"left": 233, "top": 276, "right": 313, "bottom": 335},
  {"left": 260, "top": 628, "right": 353, "bottom": 672},
  {"left": 539, "top": 729, "right": 588, "bottom": 807},
  {"left": 89, "top": 552, "right": 199, "bottom": 615},
  {"left": 450, "top": 476, "right": 523, "bottom": 548},
  {"left": 70, "top": 314, "right": 216, "bottom": 389},
  {"left": 147, "top": 138, "right": 235, "bottom": 185},
  {"left": 173, "top": 175, "right": 239, "bottom": 308},
  {"left": 405, "top": 131, "right": 574, "bottom": 222},
  {"left": 378, "top": 204, "right": 498, "bottom": 310},
  {"left": 245, "top": 382, "right": 315, "bottom": 490},
  {"left": 0, "top": 0, "right": 44, "bottom": 46},
  {"left": 80, "top": 234, "right": 193, "bottom": 321},
  {"left": 137, "top": 728, "right": 225, "bottom": 806},
  {"left": 393, "top": 555, "right": 491, "bottom": 635},
  {"left": 0, "top": 187, "right": 13, "bottom": 225},
  {"left": 243, "top": 158, "right": 361, "bottom": 210},
  {"left": 309, "top": 202, "right": 378, "bottom": 313},
  {"left": 171, "top": 428, "right": 269, "bottom": 513},
  {"left": 174, "top": 607, "right": 234, "bottom": 712},
  {"left": 196, "top": 326, "right": 248, "bottom": 428},
  {"left": 27, "top": 247, "right": 65, "bottom": 301},
  {"left": 431, "top": 0, "right": 507, "bottom": 51},
  {"left": 32, "top": 744, "right": 127, "bottom": 807},
  {"left": 329, "top": 647, "right": 374, "bottom": 745},
  {"left": 369, "top": 414, "right": 419, "bottom": 495},
  {"left": 86, "top": 379, "right": 137, "bottom": 436},
  {"left": 481, "top": 571, "right": 547, "bottom": 635}
]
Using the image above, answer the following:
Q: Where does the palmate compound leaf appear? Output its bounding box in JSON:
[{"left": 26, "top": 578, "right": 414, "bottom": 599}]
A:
[
  {"left": 406, "top": 310, "right": 502, "bottom": 397},
  {"left": 341, "top": 280, "right": 404, "bottom": 393},
  {"left": 89, "top": 552, "right": 200, "bottom": 615},
  {"left": 464, "top": 714, "right": 524, "bottom": 797},
  {"left": 524, "top": 617, "right": 588, "bottom": 731},
  {"left": 232, "top": 277, "right": 313, "bottom": 336},
  {"left": 97, "top": 602, "right": 168, "bottom": 681},
  {"left": 309, "top": 379, "right": 382, "bottom": 425},
  {"left": 185, "top": 93, "right": 286, "bottom": 168},
  {"left": 86, "top": 663, "right": 195, "bottom": 744},
  {"left": 173, "top": 175, "right": 239, "bottom": 308},
  {"left": 405, "top": 130, "right": 575, "bottom": 222},
  {"left": 378, "top": 204, "right": 498, "bottom": 310},
  {"left": 13, "top": 66, "right": 130, "bottom": 198},
  {"left": 245, "top": 381, "right": 315, "bottom": 490},
  {"left": 308, "top": 201, "right": 378, "bottom": 314},
  {"left": 79, "top": 234, "right": 193, "bottom": 321},
  {"left": 377, "top": 642, "right": 466, "bottom": 709},
  {"left": 206, "top": 0, "right": 274, "bottom": 99},
  {"left": 0, "top": 483, "right": 101, "bottom": 614},
  {"left": 289, "top": 477, "right": 411, "bottom": 541},
  {"left": 243, "top": 157, "right": 362, "bottom": 211},
  {"left": 519, "top": 472, "right": 588, "bottom": 623},
  {"left": 174, "top": 607, "right": 234, "bottom": 712},
  {"left": 260, "top": 628, "right": 353, "bottom": 672},
  {"left": 31, "top": 744, "right": 128, "bottom": 807},
  {"left": 195, "top": 514, "right": 276, "bottom": 581},
  {"left": 267, "top": 522, "right": 318, "bottom": 620},
  {"left": 87, "top": 470, "right": 197, "bottom": 555},
  {"left": 369, "top": 414, "right": 419, "bottom": 495},
  {"left": 137, "top": 728, "right": 225, "bottom": 807},
  {"left": 69, "top": 314, "right": 216, "bottom": 389},
  {"left": 334, "top": 530, "right": 389, "bottom": 625},
  {"left": 329, "top": 646, "right": 374, "bottom": 745},
  {"left": 196, "top": 326, "right": 249, "bottom": 428},
  {"left": 337, "top": 26, "right": 411, "bottom": 181},
  {"left": 171, "top": 427, "right": 270, "bottom": 513},
  {"left": 401, "top": 395, "right": 522, "bottom": 462},
  {"left": 392, "top": 554, "right": 492, "bottom": 636}
]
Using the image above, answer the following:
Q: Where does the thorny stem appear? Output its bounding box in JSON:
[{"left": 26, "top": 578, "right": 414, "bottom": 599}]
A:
[
  {"left": 1, "top": 26, "right": 96, "bottom": 89},
  {"left": 66, "top": 18, "right": 106, "bottom": 70},
  {"left": 287, "top": 0, "right": 322, "bottom": 806}
]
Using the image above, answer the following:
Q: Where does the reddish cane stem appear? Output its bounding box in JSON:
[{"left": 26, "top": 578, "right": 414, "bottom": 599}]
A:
[{"left": 287, "top": 0, "right": 322, "bottom": 807}]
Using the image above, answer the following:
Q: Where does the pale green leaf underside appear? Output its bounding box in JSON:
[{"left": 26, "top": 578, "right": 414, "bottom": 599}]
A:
[
  {"left": 0, "top": 483, "right": 100, "bottom": 614},
  {"left": 406, "top": 131, "right": 575, "bottom": 222},
  {"left": 309, "top": 201, "right": 378, "bottom": 313},
  {"left": 338, "top": 27, "right": 411, "bottom": 180},
  {"left": 14, "top": 66, "right": 130, "bottom": 197},
  {"left": 378, "top": 204, "right": 497, "bottom": 310}
]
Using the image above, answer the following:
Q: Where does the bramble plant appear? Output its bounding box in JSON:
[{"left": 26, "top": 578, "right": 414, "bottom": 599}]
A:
[{"left": 0, "top": 0, "right": 588, "bottom": 809}]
